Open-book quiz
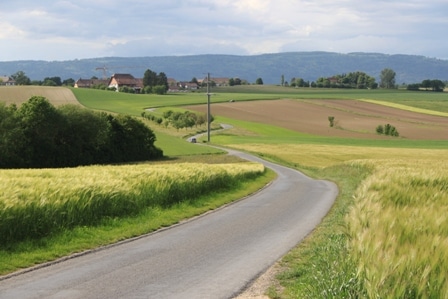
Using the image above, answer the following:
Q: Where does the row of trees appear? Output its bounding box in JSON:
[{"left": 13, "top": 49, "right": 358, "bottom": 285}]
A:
[
  {"left": 406, "top": 79, "right": 446, "bottom": 92},
  {"left": 142, "top": 110, "right": 214, "bottom": 131},
  {"left": 287, "top": 68, "right": 397, "bottom": 89},
  {"left": 0, "top": 97, "right": 163, "bottom": 168},
  {"left": 317, "top": 71, "right": 378, "bottom": 89},
  {"left": 10, "top": 71, "right": 75, "bottom": 87}
]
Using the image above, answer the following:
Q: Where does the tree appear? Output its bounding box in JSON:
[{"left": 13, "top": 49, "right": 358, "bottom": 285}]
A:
[
  {"left": 153, "top": 85, "right": 167, "bottom": 95},
  {"left": 430, "top": 79, "right": 445, "bottom": 92},
  {"left": 143, "top": 69, "right": 168, "bottom": 93},
  {"left": 57, "top": 105, "right": 110, "bottom": 166},
  {"left": 11, "top": 71, "right": 31, "bottom": 85},
  {"left": 44, "top": 76, "right": 62, "bottom": 86},
  {"left": 143, "top": 69, "right": 157, "bottom": 88},
  {"left": 62, "top": 78, "right": 75, "bottom": 86},
  {"left": 255, "top": 78, "right": 264, "bottom": 85},
  {"left": 16, "top": 96, "right": 64, "bottom": 167},
  {"left": 281, "top": 74, "right": 285, "bottom": 86},
  {"left": 0, "top": 103, "right": 26, "bottom": 167},
  {"left": 157, "top": 72, "right": 169, "bottom": 92},
  {"left": 380, "top": 68, "right": 396, "bottom": 89}
]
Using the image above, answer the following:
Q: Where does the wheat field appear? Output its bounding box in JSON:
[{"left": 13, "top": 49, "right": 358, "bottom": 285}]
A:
[{"left": 0, "top": 162, "right": 265, "bottom": 245}]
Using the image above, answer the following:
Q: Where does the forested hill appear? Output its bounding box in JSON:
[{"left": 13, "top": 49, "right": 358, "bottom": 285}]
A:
[{"left": 1, "top": 52, "right": 447, "bottom": 85}]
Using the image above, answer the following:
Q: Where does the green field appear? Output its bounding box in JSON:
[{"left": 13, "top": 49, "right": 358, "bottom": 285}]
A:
[{"left": 2, "top": 86, "right": 448, "bottom": 298}]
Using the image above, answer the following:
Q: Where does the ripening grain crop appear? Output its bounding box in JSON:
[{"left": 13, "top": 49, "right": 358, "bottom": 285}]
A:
[
  {"left": 346, "top": 159, "right": 448, "bottom": 298},
  {"left": 0, "top": 162, "right": 264, "bottom": 244}
]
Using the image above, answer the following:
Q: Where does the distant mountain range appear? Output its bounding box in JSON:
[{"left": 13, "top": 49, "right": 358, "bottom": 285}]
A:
[{"left": 1, "top": 52, "right": 447, "bottom": 85}]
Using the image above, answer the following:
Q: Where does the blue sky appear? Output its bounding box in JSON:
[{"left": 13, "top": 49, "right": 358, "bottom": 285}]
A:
[{"left": 1, "top": 0, "right": 447, "bottom": 61}]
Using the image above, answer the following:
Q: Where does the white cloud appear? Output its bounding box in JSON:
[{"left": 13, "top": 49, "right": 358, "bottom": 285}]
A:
[{"left": 0, "top": 0, "right": 447, "bottom": 61}]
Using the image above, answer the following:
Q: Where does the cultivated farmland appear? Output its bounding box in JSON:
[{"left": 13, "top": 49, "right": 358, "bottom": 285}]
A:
[
  {"left": 0, "top": 86, "right": 79, "bottom": 106},
  {"left": 0, "top": 162, "right": 265, "bottom": 245},
  {"left": 186, "top": 99, "right": 448, "bottom": 140}
]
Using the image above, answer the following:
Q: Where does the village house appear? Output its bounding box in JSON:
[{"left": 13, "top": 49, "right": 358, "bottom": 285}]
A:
[
  {"left": 199, "top": 77, "right": 230, "bottom": 86},
  {"left": 0, "top": 76, "right": 16, "bottom": 86},
  {"left": 108, "top": 74, "right": 143, "bottom": 92},
  {"left": 178, "top": 81, "right": 199, "bottom": 90}
]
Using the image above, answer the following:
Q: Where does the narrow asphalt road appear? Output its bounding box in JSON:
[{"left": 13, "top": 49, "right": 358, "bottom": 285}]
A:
[{"left": 0, "top": 148, "right": 338, "bottom": 299}]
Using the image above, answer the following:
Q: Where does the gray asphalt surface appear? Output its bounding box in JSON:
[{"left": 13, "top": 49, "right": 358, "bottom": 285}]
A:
[{"left": 0, "top": 148, "right": 338, "bottom": 299}]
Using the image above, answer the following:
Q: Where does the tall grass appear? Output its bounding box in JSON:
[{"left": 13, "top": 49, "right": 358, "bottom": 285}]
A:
[
  {"left": 218, "top": 142, "right": 448, "bottom": 298},
  {"left": 0, "top": 162, "right": 264, "bottom": 245},
  {"left": 346, "top": 159, "right": 448, "bottom": 298}
]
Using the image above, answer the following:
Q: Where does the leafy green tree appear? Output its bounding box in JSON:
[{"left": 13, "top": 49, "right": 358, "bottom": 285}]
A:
[
  {"left": 16, "top": 96, "right": 64, "bottom": 167},
  {"left": 44, "top": 77, "right": 62, "bottom": 86},
  {"left": 11, "top": 71, "right": 31, "bottom": 85},
  {"left": 143, "top": 69, "right": 157, "bottom": 88},
  {"left": 430, "top": 79, "right": 445, "bottom": 91},
  {"left": 104, "top": 114, "right": 162, "bottom": 162},
  {"left": 421, "top": 79, "right": 431, "bottom": 90},
  {"left": 228, "top": 78, "right": 235, "bottom": 86},
  {"left": 42, "top": 79, "right": 57, "bottom": 86},
  {"left": 380, "top": 68, "right": 396, "bottom": 89},
  {"left": 255, "top": 78, "right": 264, "bottom": 85},
  {"left": 294, "top": 78, "right": 305, "bottom": 87},
  {"left": 62, "top": 78, "right": 75, "bottom": 86},
  {"left": 0, "top": 103, "right": 26, "bottom": 167},
  {"left": 57, "top": 105, "right": 110, "bottom": 166},
  {"left": 153, "top": 85, "right": 167, "bottom": 95},
  {"left": 157, "top": 72, "right": 169, "bottom": 92}
]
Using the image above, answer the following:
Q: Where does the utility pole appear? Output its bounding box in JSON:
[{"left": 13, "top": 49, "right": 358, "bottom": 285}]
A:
[{"left": 207, "top": 72, "right": 211, "bottom": 142}]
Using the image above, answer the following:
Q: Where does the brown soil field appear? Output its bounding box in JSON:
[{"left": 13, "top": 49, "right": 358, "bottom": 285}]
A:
[
  {"left": 0, "top": 86, "right": 80, "bottom": 106},
  {"left": 185, "top": 99, "right": 448, "bottom": 140}
]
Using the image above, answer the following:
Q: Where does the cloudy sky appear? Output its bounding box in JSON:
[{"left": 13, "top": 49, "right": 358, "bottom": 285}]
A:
[{"left": 1, "top": 0, "right": 447, "bottom": 61}]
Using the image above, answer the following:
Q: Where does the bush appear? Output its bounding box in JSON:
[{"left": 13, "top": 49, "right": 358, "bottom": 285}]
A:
[
  {"left": 328, "top": 116, "right": 335, "bottom": 127},
  {"left": 376, "top": 125, "right": 384, "bottom": 134},
  {"left": 0, "top": 97, "right": 163, "bottom": 168},
  {"left": 376, "top": 123, "right": 399, "bottom": 137}
]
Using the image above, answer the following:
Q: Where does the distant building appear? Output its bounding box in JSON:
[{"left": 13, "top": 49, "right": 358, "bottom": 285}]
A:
[
  {"left": 199, "top": 77, "right": 230, "bottom": 86},
  {"left": 0, "top": 76, "right": 16, "bottom": 86},
  {"left": 108, "top": 74, "right": 143, "bottom": 92},
  {"left": 178, "top": 81, "right": 199, "bottom": 90}
]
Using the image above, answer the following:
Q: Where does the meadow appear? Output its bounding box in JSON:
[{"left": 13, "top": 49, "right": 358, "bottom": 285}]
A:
[{"left": 1, "top": 85, "right": 448, "bottom": 298}]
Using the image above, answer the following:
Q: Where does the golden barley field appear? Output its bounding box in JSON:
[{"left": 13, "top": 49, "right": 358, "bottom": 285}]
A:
[
  {"left": 347, "top": 158, "right": 448, "bottom": 298},
  {"left": 0, "top": 162, "right": 264, "bottom": 245},
  {"left": 228, "top": 143, "right": 448, "bottom": 297}
]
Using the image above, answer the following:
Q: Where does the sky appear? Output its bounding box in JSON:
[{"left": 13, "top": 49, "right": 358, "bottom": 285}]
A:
[{"left": 1, "top": 0, "right": 447, "bottom": 61}]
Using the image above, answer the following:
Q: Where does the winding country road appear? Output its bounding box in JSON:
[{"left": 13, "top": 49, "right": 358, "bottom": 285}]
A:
[{"left": 0, "top": 148, "right": 338, "bottom": 299}]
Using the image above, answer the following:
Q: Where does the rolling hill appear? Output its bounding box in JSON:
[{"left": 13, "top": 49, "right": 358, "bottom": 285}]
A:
[{"left": 1, "top": 52, "right": 447, "bottom": 85}]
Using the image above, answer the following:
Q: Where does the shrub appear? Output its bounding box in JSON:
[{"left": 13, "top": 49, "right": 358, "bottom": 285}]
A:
[
  {"left": 376, "top": 123, "right": 399, "bottom": 137},
  {"left": 328, "top": 116, "right": 335, "bottom": 127},
  {"left": 376, "top": 125, "right": 384, "bottom": 134}
]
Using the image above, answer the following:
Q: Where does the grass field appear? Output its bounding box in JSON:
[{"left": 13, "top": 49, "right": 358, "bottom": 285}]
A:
[{"left": 1, "top": 86, "right": 448, "bottom": 298}]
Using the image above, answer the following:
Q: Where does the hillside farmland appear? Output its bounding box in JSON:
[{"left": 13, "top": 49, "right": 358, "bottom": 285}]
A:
[
  {"left": 186, "top": 99, "right": 448, "bottom": 140},
  {"left": 0, "top": 86, "right": 79, "bottom": 106}
]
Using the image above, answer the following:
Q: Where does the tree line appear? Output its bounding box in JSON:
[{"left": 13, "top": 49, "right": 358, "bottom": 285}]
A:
[
  {"left": 406, "top": 79, "right": 446, "bottom": 92},
  {"left": 0, "top": 97, "right": 163, "bottom": 168},
  {"left": 142, "top": 110, "right": 214, "bottom": 131}
]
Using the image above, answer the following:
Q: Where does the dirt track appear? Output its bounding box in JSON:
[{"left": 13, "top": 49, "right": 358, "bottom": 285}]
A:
[{"left": 186, "top": 99, "right": 448, "bottom": 140}]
